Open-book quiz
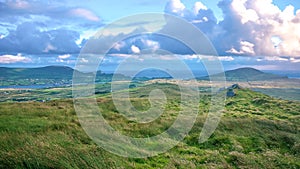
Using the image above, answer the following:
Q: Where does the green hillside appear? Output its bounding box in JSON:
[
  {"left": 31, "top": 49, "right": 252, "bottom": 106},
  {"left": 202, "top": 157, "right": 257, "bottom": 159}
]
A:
[
  {"left": 0, "top": 66, "right": 77, "bottom": 86},
  {"left": 0, "top": 83, "right": 299, "bottom": 168},
  {"left": 0, "top": 66, "right": 76, "bottom": 80},
  {"left": 199, "top": 67, "right": 288, "bottom": 81}
]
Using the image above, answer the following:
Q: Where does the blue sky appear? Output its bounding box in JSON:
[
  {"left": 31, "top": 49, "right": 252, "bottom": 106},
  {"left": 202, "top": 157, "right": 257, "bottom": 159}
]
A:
[
  {"left": 68, "top": 0, "right": 300, "bottom": 23},
  {"left": 0, "top": 0, "right": 300, "bottom": 71}
]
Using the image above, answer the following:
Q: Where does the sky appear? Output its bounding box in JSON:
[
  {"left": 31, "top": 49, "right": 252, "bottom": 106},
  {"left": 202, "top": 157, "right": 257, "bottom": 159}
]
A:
[{"left": 0, "top": 0, "right": 300, "bottom": 72}]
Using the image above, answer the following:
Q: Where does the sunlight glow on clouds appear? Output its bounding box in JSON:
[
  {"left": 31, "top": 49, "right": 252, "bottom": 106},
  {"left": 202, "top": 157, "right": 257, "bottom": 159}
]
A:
[
  {"left": 69, "top": 8, "right": 101, "bottom": 22},
  {"left": 7, "top": 0, "right": 29, "bottom": 9},
  {"left": 218, "top": 0, "right": 300, "bottom": 57},
  {"left": 164, "top": 0, "right": 300, "bottom": 57}
]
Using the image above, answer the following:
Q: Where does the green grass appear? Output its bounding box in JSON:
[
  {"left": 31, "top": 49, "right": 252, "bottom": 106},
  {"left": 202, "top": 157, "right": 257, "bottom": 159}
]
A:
[
  {"left": 0, "top": 83, "right": 116, "bottom": 102},
  {"left": 0, "top": 84, "right": 299, "bottom": 168}
]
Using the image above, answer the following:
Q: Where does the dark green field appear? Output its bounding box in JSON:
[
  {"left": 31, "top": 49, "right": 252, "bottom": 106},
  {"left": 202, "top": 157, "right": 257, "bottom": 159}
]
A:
[{"left": 0, "top": 83, "right": 299, "bottom": 168}]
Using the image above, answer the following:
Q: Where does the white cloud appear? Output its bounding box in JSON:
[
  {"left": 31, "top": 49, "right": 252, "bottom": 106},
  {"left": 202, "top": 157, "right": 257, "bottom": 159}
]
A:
[
  {"left": 110, "top": 53, "right": 132, "bottom": 58},
  {"left": 179, "top": 54, "right": 198, "bottom": 60},
  {"left": 131, "top": 45, "right": 140, "bottom": 54},
  {"left": 170, "top": 0, "right": 185, "bottom": 13},
  {"left": 165, "top": 0, "right": 186, "bottom": 16},
  {"left": 280, "top": 5, "right": 295, "bottom": 21},
  {"left": 80, "top": 58, "right": 89, "bottom": 63},
  {"left": 240, "top": 41, "right": 255, "bottom": 55},
  {"left": 227, "top": 41, "right": 255, "bottom": 55},
  {"left": 193, "top": 2, "right": 207, "bottom": 15},
  {"left": 226, "top": 48, "right": 240, "bottom": 55},
  {"left": 177, "top": 55, "right": 233, "bottom": 62},
  {"left": 256, "top": 56, "right": 297, "bottom": 62},
  {"left": 251, "top": 0, "right": 281, "bottom": 16},
  {"left": 290, "top": 58, "right": 300, "bottom": 63},
  {"left": 0, "top": 53, "right": 32, "bottom": 63},
  {"left": 218, "top": 56, "right": 234, "bottom": 61},
  {"left": 165, "top": 0, "right": 214, "bottom": 25},
  {"left": 220, "top": 0, "right": 300, "bottom": 57},
  {"left": 58, "top": 54, "right": 71, "bottom": 59},
  {"left": 141, "top": 39, "right": 160, "bottom": 51},
  {"left": 56, "top": 54, "right": 72, "bottom": 63},
  {"left": 231, "top": 0, "right": 259, "bottom": 24},
  {"left": 264, "top": 56, "right": 289, "bottom": 62}
]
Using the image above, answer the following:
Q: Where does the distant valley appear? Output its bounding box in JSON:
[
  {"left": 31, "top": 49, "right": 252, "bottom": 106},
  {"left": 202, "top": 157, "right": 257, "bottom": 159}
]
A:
[
  {"left": 1, "top": 66, "right": 299, "bottom": 101},
  {"left": 0, "top": 66, "right": 295, "bottom": 86}
]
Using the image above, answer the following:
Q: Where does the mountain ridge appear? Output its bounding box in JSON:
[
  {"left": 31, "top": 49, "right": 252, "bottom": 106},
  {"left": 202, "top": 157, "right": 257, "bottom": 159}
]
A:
[
  {"left": 0, "top": 66, "right": 129, "bottom": 86},
  {"left": 0, "top": 66, "right": 292, "bottom": 85},
  {"left": 199, "top": 67, "right": 289, "bottom": 81}
]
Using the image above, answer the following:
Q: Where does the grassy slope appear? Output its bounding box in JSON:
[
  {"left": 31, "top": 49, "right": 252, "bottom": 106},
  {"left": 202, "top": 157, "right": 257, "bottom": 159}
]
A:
[
  {"left": 0, "top": 84, "right": 299, "bottom": 168},
  {"left": 0, "top": 83, "right": 112, "bottom": 102}
]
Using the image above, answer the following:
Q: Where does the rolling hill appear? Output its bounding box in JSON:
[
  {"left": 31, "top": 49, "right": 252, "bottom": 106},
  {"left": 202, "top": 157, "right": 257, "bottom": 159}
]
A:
[
  {"left": 0, "top": 83, "right": 299, "bottom": 168},
  {"left": 0, "top": 66, "right": 129, "bottom": 86},
  {"left": 199, "top": 67, "right": 288, "bottom": 81},
  {"left": 0, "top": 66, "right": 77, "bottom": 80},
  {"left": 0, "top": 66, "right": 290, "bottom": 84}
]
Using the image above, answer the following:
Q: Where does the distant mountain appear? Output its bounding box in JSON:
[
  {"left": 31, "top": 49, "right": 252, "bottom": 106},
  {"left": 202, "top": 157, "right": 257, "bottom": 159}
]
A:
[
  {"left": 132, "top": 68, "right": 172, "bottom": 81},
  {"left": 0, "top": 66, "right": 78, "bottom": 80},
  {"left": 0, "top": 66, "right": 128, "bottom": 86},
  {"left": 199, "top": 67, "right": 288, "bottom": 81}
]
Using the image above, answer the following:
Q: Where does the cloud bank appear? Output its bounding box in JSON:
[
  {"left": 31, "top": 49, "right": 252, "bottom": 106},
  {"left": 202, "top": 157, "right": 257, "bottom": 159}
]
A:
[
  {"left": 0, "top": 0, "right": 299, "bottom": 60},
  {"left": 0, "top": 53, "right": 31, "bottom": 63},
  {"left": 216, "top": 0, "right": 300, "bottom": 57},
  {"left": 163, "top": 0, "right": 300, "bottom": 57},
  {"left": 105, "top": 0, "right": 299, "bottom": 58}
]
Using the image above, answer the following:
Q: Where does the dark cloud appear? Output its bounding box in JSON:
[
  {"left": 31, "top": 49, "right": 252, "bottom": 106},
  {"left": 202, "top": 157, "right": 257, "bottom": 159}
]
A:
[
  {"left": 0, "top": 22, "right": 80, "bottom": 54},
  {"left": 214, "top": 0, "right": 254, "bottom": 55},
  {"left": 162, "top": 0, "right": 219, "bottom": 54},
  {"left": 0, "top": 0, "right": 103, "bottom": 55},
  {"left": 106, "top": 34, "right": 193, "bottom": 55}
]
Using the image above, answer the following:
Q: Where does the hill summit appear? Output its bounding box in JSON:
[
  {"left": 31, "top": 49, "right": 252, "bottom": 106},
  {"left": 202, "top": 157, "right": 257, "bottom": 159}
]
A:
[{"left": 200, "top": 67, "right": 288, "bottom": 81}]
